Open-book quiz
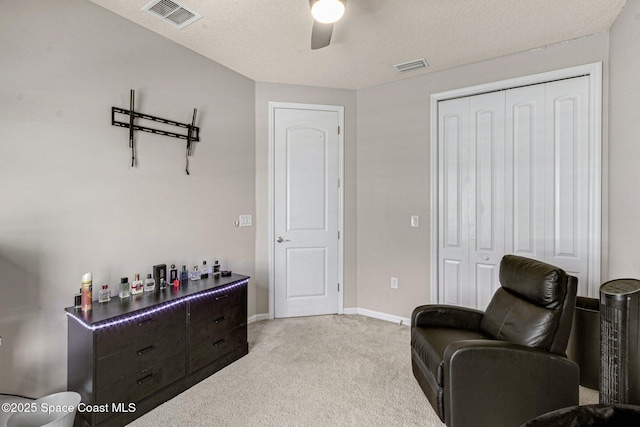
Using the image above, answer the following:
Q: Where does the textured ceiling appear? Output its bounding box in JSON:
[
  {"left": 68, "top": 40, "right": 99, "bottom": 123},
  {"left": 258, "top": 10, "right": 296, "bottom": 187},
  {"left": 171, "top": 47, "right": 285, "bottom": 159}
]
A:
[{"left": 89, "top": 0, "right": 626, "bottom": 90}]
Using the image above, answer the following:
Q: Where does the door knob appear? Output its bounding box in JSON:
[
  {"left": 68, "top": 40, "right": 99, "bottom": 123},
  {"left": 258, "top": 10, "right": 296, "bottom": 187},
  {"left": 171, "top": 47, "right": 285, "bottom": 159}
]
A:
[
  {"left": 277, "top": 237, "right": 289, "bottom": 243},
  {"left": 483, "top": 256, "right": 490, "bottom": 261}
]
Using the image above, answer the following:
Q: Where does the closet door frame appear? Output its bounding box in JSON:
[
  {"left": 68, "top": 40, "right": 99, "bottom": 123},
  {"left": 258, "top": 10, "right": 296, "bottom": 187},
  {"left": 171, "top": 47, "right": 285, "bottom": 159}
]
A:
[{"left": 429, "top": 62, "right": 603, "bottom": 302}]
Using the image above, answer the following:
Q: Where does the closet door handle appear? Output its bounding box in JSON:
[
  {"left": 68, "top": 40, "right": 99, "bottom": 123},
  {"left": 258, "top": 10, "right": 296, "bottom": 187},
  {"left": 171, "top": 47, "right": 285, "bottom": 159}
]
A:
[
  {"left": 213, "top": 339, "right": 225, "bottom": 347},
  {"left": 215, "top": 294, "right": 229, "bottom": 301},
  {"left": 213, "top": 316, "right": 226, "bottom": 324}
]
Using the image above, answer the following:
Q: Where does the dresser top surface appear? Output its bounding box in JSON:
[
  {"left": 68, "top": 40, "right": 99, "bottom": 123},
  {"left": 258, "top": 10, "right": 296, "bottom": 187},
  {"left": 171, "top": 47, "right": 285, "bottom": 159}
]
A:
[{"left": 65, "top": 274, "right": 249, "bottom": 327}]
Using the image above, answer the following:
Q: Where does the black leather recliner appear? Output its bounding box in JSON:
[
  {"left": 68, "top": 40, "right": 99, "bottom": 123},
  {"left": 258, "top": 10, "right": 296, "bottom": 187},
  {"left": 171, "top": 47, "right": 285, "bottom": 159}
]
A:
[{"left": 411, "top": 255, "right": 579, "bottom": 427}]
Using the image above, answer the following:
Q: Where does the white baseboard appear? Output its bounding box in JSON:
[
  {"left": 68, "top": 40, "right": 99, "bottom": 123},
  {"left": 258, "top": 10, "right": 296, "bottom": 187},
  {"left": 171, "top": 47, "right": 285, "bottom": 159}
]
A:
[
  {"left": 249, "top": 309, "right": 411, "bottom": 326},
  {"left": 248, "top": 313, "right": 270, "bottom": 324},
  {"left": 343, "top": 307, "right": 411, "bottom": 326}
]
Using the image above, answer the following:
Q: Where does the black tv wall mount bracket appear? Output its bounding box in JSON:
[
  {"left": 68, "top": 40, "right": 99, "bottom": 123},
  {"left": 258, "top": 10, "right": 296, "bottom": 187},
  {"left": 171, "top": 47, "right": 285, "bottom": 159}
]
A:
[{"left": 111, "top": 89, "right": 199, "bottom": 175}]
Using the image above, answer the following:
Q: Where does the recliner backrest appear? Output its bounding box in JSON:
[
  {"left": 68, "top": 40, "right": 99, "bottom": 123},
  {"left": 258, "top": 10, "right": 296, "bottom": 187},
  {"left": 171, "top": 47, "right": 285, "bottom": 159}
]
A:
[{"left": 480, "top": 255, "right": 577, "bottom": 355}]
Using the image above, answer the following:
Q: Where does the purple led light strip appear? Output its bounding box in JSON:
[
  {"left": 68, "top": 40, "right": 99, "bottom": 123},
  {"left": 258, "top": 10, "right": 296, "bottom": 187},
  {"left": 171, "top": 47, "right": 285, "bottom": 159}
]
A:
[{"left": 66, "top": 279, "right": 249, "bottom": 331}]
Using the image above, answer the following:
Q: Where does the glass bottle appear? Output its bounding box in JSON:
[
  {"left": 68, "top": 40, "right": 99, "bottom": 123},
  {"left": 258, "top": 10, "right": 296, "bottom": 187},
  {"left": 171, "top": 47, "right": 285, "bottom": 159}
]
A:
[
  {"left": 98, "top": 285, "right": 111, "bottom": 303},
  {"left": 119, "top": 277, "right": 131, "bottom": 298},
  {"left": 131, "top": 274, "right": 144, "bottom": 295},
  {"left": 74, "top": 288, "right": 82, "bottom": 309},
  {"left": 201, "top": 260, "right": 210, "bottom": 279},
  {"left": 190, "top": 265, "right": 201, "bottom": 281},
  {"left": 180, "top": 265, "right": 189, "bottom": 286},
  {"left": 159, "top": 269, "right": 168, "bottom": 290},
  {"left": 169, "top": 264, "right": 178, "bottom": 282},
  {"left": 144, "top": 273, "right": 155, "bottom": 292},
  {"left": 213, "top": 260, "right": 221, "bottom": 278}
]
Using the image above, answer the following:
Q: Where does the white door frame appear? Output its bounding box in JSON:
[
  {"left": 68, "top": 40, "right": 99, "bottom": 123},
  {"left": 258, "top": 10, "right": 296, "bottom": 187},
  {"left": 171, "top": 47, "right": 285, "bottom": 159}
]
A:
[
  {"left": 430, "top": 62, "right": 604, "bottom": 302},
  {"left": 268, "top": 102, "right": 345, "bottom": 319}
]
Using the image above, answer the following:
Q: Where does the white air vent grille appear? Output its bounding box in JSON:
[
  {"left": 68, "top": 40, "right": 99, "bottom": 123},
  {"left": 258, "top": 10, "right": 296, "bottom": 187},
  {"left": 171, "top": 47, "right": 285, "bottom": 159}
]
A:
[
  {"left": 143, "top": 0, "right": 201, "bottom": 29},
  {"left": 393, "top": 58, "right": 429, "bottom": 73}
]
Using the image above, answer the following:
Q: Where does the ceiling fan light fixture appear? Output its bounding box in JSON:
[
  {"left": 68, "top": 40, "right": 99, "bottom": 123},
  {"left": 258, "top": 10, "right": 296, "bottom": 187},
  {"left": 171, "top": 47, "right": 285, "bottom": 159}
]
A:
[{"left": 311, "top": 0, "right": 345, "bottom": 24}]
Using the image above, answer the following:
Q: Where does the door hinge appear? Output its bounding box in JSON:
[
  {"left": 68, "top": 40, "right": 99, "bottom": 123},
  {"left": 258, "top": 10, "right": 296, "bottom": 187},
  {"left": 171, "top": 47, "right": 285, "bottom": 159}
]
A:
[
  {"left": 338, "top": 126, "right": 341, "bottom": 135},
  {"left": 338, "top": 283, "right": 341, "bottom": 292},
  {"left": 338, "top": 231, "right": 340, "bottom": 239},
  {"left": 338, "top": 178, "right": 341, "bottom": 188}
]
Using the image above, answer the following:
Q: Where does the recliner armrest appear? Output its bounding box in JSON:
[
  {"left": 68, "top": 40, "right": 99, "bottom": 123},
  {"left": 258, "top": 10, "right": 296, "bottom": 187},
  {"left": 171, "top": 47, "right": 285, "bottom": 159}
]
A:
[
  {"left": 442, "top": 340, "right": 579, "bottom": 427},
  {"left": 411, "top": 305, "right": 484, "bottom": 330}
]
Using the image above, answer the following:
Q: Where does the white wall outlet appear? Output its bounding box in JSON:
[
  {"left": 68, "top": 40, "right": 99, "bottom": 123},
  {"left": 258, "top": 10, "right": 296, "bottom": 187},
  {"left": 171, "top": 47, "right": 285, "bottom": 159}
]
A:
[
  {"left": 411, "top": 215, "right": 419, "bottom": 227},
  {"left": 391, "top": 277, "right": 399, "bottom": 289},
  {"left": 239, "top": 214, "right": 252, "bottom": 227}
]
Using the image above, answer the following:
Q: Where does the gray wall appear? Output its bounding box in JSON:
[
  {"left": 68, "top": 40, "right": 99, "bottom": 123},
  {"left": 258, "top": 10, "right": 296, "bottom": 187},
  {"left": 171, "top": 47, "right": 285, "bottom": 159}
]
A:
[
  {"left": 0, "top": 0, "right": 255, "bottom": 396},
  {"left": 356, "top": 33, "right": 610, "bottom": 318},
  {"left": 609, "top": 0, "right": 640, "bottom": 279}
]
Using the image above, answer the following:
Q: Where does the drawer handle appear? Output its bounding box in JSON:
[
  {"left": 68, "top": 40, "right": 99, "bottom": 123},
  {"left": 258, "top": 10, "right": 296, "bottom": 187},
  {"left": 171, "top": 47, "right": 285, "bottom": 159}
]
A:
[
  {"left": 137, "top": 345, "right": 155, "bottom": 356},
  {"left": 136, "top": 374, "right": 154, "bottom": 385},
  {"left": 137, "top": 318, "right": 154, "bottom": 327},
  {"left": 213, "top": 316, "right": 226, "bottom": 324},
  {"left": 215, "top": 294, "right": 229, "bottom": 301},
  {"left": 213, "top": 339, "right": 225, "bottom": 347}
]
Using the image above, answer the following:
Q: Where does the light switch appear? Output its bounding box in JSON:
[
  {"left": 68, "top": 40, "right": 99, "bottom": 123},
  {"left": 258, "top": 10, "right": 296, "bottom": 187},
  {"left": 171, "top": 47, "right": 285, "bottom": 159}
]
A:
[{"left": 411, "top": 215, "right": 419, "bottom": 227}]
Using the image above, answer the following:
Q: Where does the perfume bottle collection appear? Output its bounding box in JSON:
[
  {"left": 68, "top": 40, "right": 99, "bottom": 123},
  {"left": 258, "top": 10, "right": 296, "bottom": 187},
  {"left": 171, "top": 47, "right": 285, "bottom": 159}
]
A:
[{"left": 74, "top": 260, "right": 228, "bottom": 311}]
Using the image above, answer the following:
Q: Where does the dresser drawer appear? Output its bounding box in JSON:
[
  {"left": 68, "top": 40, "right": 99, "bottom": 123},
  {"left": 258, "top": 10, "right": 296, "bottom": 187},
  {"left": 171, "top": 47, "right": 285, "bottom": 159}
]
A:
[
  {"left": 189, "top": 287, "right": 243, "bottom": 324},
  {"left": 95, "top": 351, "right": 185, "bottom": 423},
  {"left": 95, "top": 305, "right": 186, "bottom": 358},
  {"left": 96, "top": 324, "right": 185, "bottom": 389},
  {"left": 188, "top": 326, "right": 246, "bottom": 373},
  {"left": 189, "top": 305, "right": 245, "bottom": 344}
]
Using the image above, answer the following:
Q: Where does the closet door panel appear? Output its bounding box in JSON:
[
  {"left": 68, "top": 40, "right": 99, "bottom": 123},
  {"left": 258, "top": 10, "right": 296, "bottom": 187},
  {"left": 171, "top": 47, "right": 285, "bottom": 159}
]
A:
[
  {"left": 469, "top": 91, "right": 505, "bottom": 310},
  {"left": 438, "top": 97, "right": 470, "bottom": 306},
  {"left": 505, "top": 85, "right": 546, "bottom": 261},
  {"left": 544, "top": 76, "right": 590, "bottom": 293}
]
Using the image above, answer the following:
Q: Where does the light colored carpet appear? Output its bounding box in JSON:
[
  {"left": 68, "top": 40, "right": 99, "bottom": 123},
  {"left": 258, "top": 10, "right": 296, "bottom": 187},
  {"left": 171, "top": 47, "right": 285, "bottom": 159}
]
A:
[{"left": 130, "top": 314, "right": 599, "bottom": 426}]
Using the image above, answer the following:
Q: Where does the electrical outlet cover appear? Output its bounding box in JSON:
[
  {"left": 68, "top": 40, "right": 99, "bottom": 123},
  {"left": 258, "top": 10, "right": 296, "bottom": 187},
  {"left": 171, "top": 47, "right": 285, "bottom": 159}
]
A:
[{"left": 239, "top": 215, "right": 252, "bottom": 227}]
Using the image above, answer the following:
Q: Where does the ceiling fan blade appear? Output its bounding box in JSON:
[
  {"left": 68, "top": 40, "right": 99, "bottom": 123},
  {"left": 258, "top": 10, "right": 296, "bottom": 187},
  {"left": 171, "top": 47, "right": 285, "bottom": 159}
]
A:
[{"left": 311, "top": 21, "right": 333, "bottom": 50}]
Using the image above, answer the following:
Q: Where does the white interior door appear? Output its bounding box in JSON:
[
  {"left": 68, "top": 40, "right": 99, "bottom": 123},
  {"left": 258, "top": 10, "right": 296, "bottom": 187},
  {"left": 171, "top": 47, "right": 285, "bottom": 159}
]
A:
[
  {"left": 438, "top": 92, "right": 505, "bottom": 309},
  {"left": 273, "top": 107, "right": 340, "bottom": 318}
]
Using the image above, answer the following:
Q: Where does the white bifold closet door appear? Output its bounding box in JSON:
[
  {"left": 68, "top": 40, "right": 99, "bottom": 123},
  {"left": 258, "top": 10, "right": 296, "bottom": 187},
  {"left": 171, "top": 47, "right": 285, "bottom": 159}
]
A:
[{"left": 438, "top": 76, "right": 590, "bottom": 310}]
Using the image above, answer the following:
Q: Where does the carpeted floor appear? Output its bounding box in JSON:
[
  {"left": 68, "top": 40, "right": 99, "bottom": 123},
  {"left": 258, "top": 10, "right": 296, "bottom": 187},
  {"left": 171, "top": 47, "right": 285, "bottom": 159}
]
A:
[{"left": 130, "top": 314, "right": 598, "bottom": 426}]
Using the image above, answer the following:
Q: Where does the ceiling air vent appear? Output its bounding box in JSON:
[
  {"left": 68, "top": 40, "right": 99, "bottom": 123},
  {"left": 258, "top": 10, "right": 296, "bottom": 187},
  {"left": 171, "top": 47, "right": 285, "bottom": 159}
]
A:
[
  {"left": 393, "top": 58, "right": 429, "bottom": 73},
  {"left": 142, "top": 0, "right": 202, "bottom": 29}
]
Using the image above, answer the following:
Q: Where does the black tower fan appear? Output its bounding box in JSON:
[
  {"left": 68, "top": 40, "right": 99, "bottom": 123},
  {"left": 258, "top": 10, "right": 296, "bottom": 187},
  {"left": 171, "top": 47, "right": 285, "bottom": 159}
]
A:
[{"left": 600, "top": 278, "right": 640, "bottom": 404}]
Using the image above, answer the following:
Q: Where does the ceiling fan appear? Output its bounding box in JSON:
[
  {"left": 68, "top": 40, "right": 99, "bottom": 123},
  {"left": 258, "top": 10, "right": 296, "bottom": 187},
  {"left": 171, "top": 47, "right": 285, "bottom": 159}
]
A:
[{"left": 310, "top": 0, "right": 346, "bottom": 50}]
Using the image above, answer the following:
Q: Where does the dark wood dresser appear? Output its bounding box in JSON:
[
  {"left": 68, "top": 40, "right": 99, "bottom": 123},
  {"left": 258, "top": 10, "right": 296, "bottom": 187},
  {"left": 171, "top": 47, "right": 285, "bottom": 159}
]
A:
[{"left": 65, "top": 274, "right": 249, "bottom": 427}]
